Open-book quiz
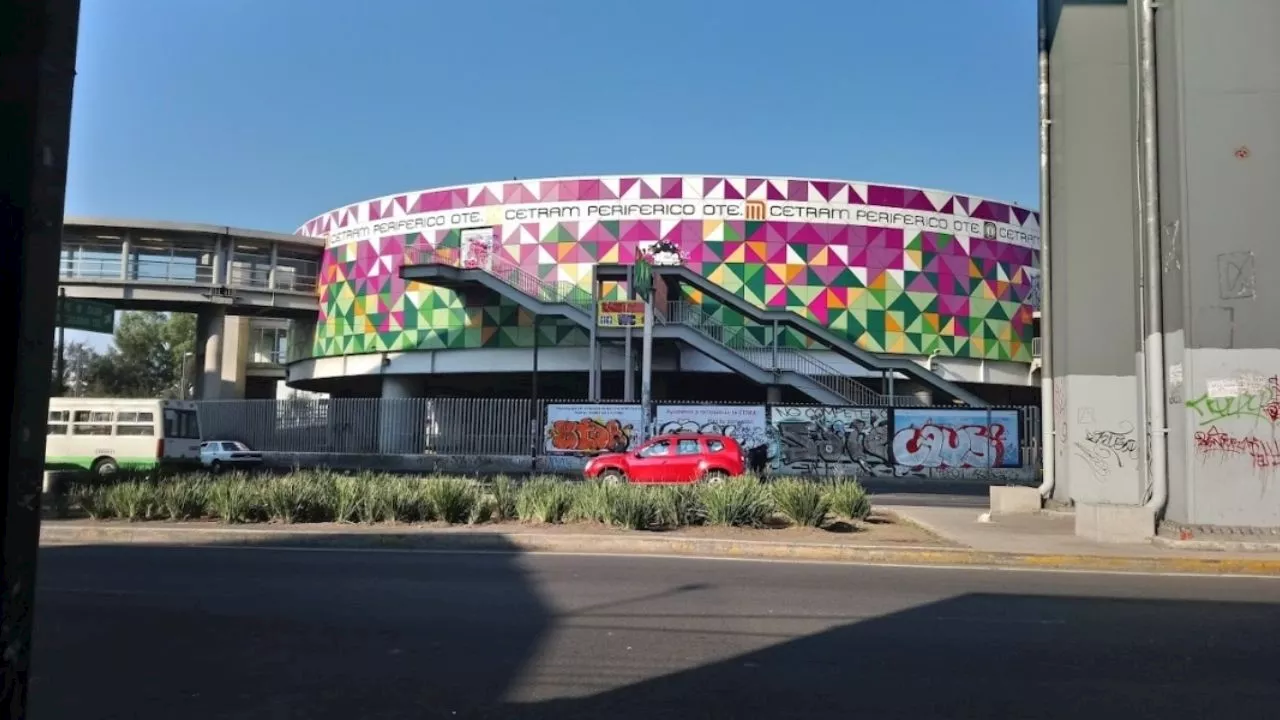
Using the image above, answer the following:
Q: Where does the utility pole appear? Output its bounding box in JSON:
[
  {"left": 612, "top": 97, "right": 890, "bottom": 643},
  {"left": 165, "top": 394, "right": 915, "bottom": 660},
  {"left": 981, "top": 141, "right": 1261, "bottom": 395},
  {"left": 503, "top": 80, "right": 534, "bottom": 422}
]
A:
[{"left": 0, "top": 1, "right": 81, "bottom": 718}]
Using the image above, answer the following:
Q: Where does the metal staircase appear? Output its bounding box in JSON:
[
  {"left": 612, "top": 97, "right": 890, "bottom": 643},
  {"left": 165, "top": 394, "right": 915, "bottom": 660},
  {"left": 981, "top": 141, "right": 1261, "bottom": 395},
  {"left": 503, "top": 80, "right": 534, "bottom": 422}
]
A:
[
  {"left": 644, "top": 265, "right": 989, "bottom": 407},
  {"left": 400, "top": 244, "right": 889, "bottom": 405}
]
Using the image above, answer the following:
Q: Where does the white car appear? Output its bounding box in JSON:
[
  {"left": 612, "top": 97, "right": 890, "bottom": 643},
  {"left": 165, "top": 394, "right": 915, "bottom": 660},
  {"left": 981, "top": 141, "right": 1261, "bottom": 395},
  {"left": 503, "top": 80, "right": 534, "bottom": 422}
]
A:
[{"left": 200, "top": 440, "right": 264, "bottom": 473}]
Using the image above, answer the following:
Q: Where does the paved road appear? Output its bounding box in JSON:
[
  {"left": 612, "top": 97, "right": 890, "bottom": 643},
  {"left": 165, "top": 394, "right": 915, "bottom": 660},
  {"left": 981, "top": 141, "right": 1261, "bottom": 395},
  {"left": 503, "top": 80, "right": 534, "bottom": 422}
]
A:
[{"left": 32, "top": 543, "right": 1280, "bottom": 719}]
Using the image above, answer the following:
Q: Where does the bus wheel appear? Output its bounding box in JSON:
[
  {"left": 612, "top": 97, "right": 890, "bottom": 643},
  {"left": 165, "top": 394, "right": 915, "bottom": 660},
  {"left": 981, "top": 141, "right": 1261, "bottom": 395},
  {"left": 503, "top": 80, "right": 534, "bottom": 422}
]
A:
[{"left": 91, "top": 457, "right": 119, "bottom": 478}]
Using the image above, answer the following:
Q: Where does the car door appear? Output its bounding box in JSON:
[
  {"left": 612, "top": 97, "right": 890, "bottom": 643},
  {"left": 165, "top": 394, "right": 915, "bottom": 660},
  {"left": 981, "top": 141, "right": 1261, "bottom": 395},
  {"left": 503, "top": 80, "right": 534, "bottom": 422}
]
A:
[
  {"left": 629, "top": 439, "right": 673, "bottom": 483},
  {"left": 671, "top": 438, "right": 705, "bottom": 482}
]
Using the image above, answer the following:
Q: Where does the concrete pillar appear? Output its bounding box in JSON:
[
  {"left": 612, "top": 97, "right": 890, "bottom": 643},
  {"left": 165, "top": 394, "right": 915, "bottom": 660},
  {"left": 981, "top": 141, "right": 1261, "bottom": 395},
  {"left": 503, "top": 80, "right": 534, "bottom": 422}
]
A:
[
  {"left": 119, "top": 232, "right": 130, "bottom": 280},
  {"left": 220, "top": 316, "right": 249, "bottom": 399},
  {"left": 212, "top": 237, "right": 225, "bottom": 285},
  {"left": 195, "top": 307, "right": 226, "bottom": 400},
  {"left": 766, "top": 385, "right": 783, "bottom": 404},
  {"left": 268, "top": 241, "right": 279, "bottom": 290},
  {"left": 378, "top": 375, "right": 424, "bottom": 455}
]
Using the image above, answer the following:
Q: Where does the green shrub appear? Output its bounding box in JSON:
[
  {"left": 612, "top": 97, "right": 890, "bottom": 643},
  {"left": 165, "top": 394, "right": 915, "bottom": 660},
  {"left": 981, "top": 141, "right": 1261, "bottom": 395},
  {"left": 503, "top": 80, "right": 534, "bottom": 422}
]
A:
[
  {"left": 770, "top": 480, "right": 831, "bottom": 528},
  {"left": 263, "top": 476, "right": 318, "bottom": 524},
  {"left": 700, "top": 477, "right": 774, "bottom": 527},
  {"left": 387, "top": 478, "right": 431, "bottom": 523},
  {"left": 206, "top": 477, "right": 261, "bottom": 524},
  {"left": 604, "top": 484, "right": 659, "bottom": 530},
  {"left": 569, "top": 480, "right": 611, "bottom": 523},
  {"left": 157, "top": 480, "right": 209, "bottom": 521},
  {"left": 103, "top": 481, "right": 157, "bottom": 521},
  {"left": 517, "top": 478, "right": 576, "bottom": 524},
  {"left": 424, "top": 477, "right": 479, "bottom": 524},
  {"left": 470, "top": 494, "right": 495, "bottom": 525},
  {"left": 332, "top": 475, "right": 363, "bottom": 523},
  {"left": 654, "top": 485, "right": 706, "bottom": 528},
  {"left": 72, "top": 484, "right": 110, "bottom": 519},
  {"left": 355, "top": 473, "right": 397, "bottom": 524},
  {"left": 823, "top": 478, "right": 872, "bottom": 521},
  {"left": 489, "top": 475, "right": 519, "bottom": 521}
]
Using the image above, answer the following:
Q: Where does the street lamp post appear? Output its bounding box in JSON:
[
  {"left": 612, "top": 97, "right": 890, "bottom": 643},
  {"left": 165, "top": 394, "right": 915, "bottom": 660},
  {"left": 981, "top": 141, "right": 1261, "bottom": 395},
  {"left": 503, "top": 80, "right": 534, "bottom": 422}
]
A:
[{"left": 181, "top": 351, "right": 194, "bottom": 399}]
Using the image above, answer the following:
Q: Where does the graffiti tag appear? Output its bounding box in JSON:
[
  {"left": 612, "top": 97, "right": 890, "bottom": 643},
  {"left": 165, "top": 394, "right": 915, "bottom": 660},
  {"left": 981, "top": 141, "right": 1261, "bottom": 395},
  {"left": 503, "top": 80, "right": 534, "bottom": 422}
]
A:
[
  {"left": 1185, "top": 376, "right": 1280, "bottom": 427},
  {"left": 769, "top": 406, "right": 891, "bottom": 476},
  {"left": 892, "top": 423, "right": 1007, "bottom": 469},
  {"left": 1082, "top": 423, "right": 1139, "bottom": 467},
  {"left": 1193, "top": 425, "right": 1280, "bottom": 471},
  {"left": 547, "top": 418, "right": 634, "bottom": 454}
]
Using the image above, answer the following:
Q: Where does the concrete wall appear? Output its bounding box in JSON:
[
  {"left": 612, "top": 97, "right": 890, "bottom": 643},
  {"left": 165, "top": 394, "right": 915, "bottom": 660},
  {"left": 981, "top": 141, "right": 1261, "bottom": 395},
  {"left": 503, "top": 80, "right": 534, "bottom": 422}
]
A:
[
  {"left": 1047, "top": 0, "right": 1146, "bottom": 506},
  {"left": 1160, "top": 0, "right": 1280, "bottom": 527}
]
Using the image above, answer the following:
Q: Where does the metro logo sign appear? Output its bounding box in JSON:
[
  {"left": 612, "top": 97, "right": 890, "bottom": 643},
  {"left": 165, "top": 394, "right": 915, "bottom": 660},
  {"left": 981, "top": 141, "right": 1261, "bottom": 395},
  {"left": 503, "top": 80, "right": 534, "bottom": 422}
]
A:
[{"left": 745, "top": 200, "right": 766, "bottom": 221}]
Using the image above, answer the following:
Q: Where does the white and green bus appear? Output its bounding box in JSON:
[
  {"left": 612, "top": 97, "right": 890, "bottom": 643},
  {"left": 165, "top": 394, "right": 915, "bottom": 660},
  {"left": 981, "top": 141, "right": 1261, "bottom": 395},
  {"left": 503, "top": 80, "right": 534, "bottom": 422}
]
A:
[{"left": 45, "top": 398, "right": 203, "bottom": 476}]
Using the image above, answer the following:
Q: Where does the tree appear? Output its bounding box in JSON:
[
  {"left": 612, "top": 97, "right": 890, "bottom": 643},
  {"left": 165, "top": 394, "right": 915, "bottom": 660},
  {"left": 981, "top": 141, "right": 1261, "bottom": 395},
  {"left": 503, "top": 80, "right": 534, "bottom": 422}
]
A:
[
  {"left": 52, "top": 341, "right": 106, "bottom": 397},
  {"left": 57, "top": 312, "right": 197, "bottom": 398}
]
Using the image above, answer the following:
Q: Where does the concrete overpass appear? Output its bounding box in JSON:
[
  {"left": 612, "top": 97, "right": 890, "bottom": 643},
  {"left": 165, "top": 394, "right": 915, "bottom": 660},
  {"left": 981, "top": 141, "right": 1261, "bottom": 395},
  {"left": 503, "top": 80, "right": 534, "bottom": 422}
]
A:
[{"left": 60, "top": 217, "right": 323, "bottom": 399}]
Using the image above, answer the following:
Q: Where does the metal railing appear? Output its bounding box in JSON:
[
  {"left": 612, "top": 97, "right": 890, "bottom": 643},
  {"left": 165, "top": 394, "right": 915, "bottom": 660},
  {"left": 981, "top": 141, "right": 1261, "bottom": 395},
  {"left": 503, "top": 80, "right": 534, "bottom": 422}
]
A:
[
  {"left": 662, "top": 301, "right": 887, "bottom": 405},
  {"left": 196, "top": 396, "right": 1043, "bottom": 467},
  {"left": 59, "top": 248, "right": 318, "bottom": 294},
  {"left": 403, "top": 243, "right": 594, "bottom": 315}
]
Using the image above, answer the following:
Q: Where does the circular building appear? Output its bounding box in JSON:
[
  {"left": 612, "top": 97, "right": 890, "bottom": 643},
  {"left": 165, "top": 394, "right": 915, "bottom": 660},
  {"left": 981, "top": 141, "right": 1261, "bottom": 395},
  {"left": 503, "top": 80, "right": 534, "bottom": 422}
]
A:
[{"left": 287, "top": 175, "right": 1040, "bottom": 405}]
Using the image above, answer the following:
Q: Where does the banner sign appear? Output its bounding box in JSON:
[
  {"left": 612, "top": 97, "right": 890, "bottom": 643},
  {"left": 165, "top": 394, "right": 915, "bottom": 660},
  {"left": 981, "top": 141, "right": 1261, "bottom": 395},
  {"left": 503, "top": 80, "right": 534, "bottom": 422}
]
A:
[
  {"left": 652, "top": 404, "right": 769, "bottom": 450},
  {"left": 326, "top": 198, "right": 1039, "bottom": 250},
  {"left": 544, "top": 403, "right": 643, "bottom": 454},
  {"left": 459, "top": 227, "right": 496, "bottom": 269},
  {"left": 597, "top": 300, "right": 646, "bottom": 328}
]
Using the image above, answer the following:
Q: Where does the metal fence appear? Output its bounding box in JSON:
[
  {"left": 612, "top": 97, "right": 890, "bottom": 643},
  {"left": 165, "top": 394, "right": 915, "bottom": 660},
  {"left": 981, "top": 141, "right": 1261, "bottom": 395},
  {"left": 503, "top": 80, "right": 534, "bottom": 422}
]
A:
[{"left": 198, "top": 397, "right": 1041, "bottom": 466}]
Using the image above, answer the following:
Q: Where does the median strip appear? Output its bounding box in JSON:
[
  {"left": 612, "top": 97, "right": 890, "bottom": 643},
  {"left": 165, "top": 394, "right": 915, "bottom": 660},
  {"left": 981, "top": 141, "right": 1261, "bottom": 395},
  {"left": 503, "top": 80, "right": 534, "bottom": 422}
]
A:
[{"left": 39, "top": 521, "right": 1280, "bottom": 577}]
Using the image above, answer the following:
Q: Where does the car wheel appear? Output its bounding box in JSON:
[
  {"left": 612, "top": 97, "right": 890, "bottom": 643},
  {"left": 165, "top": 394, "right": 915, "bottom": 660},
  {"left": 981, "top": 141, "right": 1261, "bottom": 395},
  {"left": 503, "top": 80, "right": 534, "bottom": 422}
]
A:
[
  {"left": 210, "top": 460, "right": 223, "bottom": 475},
  {"left": 92, "top": 457, "right": 119, "bottom": 478},
  {"left": 703, "top": 470, "right": 729, "bottom": 484},
  {"left": 600, "top": 469, "right": 626, "bottom": 484}
]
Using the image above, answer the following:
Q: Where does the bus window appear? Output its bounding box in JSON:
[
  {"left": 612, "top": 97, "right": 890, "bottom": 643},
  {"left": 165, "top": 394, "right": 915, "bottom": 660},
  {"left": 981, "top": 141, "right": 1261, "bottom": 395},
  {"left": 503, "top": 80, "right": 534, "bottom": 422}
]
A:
[
  {"left": 47, "top": 410, "right": 69, "bottom": 435},
  {"left": 164, "top": 409, "right": 201, "bottom": 439}
]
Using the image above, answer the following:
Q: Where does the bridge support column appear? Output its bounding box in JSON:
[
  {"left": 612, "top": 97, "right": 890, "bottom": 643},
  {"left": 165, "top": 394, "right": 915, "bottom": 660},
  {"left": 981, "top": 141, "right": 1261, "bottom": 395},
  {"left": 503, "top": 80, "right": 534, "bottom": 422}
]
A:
[
  {"left": 195, "top": 306, "right": 226, "bottom": 400},
  {"left": 378, "top": 374, "right": 423, "bottom": 455},
  {"left": 766, "top": 385, "right": 783, "bottom": 404}
]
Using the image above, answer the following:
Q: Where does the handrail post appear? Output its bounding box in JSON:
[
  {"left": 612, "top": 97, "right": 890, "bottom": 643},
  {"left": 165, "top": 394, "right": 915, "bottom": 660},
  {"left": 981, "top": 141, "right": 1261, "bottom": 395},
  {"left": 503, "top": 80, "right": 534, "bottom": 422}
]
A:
[{"left": 771, "top": 320, "right": 779, "bottom": 370}]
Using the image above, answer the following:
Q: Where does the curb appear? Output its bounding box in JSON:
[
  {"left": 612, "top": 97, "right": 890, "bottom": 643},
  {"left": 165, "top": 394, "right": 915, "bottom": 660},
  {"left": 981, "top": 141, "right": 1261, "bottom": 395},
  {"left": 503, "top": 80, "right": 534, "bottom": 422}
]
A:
[
  {"left": 1153, "top": 536, "right": 1280, "bottom": 554},
  {"left": 38, "top": 523, "right": 1280, "bottom": 577}
]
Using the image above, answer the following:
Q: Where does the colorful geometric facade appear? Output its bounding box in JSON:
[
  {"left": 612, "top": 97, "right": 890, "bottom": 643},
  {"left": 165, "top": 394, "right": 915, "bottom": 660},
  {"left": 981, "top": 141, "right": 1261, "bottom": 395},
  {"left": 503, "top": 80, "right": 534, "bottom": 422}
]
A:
[{"left": 300, "top": 175, "right": 1041, "bottom": 363}]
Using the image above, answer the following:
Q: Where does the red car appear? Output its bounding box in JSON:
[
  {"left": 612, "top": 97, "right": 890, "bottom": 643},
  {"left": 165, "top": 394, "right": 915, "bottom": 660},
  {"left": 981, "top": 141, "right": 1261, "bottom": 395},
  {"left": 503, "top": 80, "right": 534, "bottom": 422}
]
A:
[{"left": 583, "top": 433, "right": 745, "bottom": 484}]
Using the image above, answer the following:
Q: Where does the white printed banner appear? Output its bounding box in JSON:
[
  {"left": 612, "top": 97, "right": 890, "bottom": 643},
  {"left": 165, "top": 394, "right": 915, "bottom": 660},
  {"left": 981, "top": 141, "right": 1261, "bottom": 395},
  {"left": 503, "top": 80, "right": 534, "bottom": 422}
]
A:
[
  {"left": 328, "top": 199, "right": 1039, "bottom": 250},
  {"left": 544, "top": 403, "right": 643, "bottom": 454},
  {"left": 652, "top": 404, "right": 769, "bottom": 450}
]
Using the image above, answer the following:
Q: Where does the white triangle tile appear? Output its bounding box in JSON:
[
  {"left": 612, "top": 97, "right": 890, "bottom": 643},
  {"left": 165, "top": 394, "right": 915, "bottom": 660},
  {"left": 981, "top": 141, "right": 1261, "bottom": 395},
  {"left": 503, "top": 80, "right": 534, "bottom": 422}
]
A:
[
  {"left": 851, "top": 266, "right": 869, "bottom": 286},
  {"left": 886, "top": 268, "right": 905, "bottom": 288},
  {"left": 786, "top": 245, "right": 804, "bottom": 264},
  {"left": 829, "top": 245, "right": 849, "bottom": 264},
  {"left": 537, "top": 246, "right": 556, "bottom": 265},
  {"left": 924, "top": 190, "right": 952, "bottom": 212},
  {"left": 848, "top": 182, "right": 869, "bottom": 204},
  {"left": 683, "top": 178, "right": 702, "bottom": 199}
]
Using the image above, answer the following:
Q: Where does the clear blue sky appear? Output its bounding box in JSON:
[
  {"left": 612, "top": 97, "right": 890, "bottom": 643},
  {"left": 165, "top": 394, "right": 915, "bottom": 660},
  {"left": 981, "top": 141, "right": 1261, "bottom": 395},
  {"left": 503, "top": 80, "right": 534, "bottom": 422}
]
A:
[{"left": 65, "top": 0, "right": 1039, "bottom": 234}]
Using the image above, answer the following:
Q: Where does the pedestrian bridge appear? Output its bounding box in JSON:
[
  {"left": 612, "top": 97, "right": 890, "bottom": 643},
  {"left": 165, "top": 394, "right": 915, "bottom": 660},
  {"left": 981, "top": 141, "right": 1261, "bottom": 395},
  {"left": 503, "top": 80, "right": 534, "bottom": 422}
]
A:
[
  {"left": 60, "top": 217, "right": 325, "bottom": 399},
  {"left": 60, "top": 217, "right": 323, "bottom": 318}
]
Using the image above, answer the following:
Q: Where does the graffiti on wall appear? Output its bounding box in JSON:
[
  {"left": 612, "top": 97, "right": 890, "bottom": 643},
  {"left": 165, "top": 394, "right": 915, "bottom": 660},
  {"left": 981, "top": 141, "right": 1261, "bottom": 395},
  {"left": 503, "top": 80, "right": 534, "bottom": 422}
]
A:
[
  {"left": 1072, "top": 421, "right": 1140, "bottom": 481},
  {"left": 652, "top": 405, "right": 769, "bottom": 451},
  {"left": 1187, "top": 373, "right": 1280, "bottom": 474},
  {"left": 892, "top": 409, "right": 1021, "bottom": 469},
  {"left": 545, "top": 403, "right": 643, "bottom": 454},
  {"left": 768, "top": 406, "right": 891, "bottom": 476},
  {"left": 1185, "top": 375, "right": 1280, "bottom": 427},
  {"left": 1193, "top": 426, "right": 1280, "bottom": 471}
]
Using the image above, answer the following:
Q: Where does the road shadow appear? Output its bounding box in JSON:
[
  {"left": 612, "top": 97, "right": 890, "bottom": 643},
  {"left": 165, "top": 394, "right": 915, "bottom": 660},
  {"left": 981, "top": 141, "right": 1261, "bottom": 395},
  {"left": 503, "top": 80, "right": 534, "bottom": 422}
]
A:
[{"left": 31, "top": 534, "right": 1280, "bottom": 719}]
